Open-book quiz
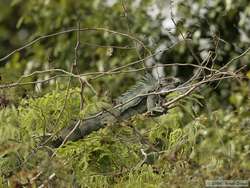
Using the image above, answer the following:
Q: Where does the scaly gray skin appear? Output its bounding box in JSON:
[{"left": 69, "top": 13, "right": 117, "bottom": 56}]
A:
[{"left": 45, "top": 74, "right": 180, "bottom": 148}]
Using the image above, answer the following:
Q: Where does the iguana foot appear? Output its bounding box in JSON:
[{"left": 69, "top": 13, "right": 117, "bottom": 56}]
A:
[{"left": 147, "top": 106, "right": 167, "bottom": 116}]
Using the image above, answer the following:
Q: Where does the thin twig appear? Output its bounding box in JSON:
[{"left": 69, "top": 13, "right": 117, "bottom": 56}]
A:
[{"left": 0, "top": 27, "right": 151, "bottom": 63}]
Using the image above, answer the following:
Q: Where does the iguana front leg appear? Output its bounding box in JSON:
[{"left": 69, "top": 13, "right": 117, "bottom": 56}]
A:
[{"left": 146, "top": 95, "right": 166, "bottom": 116}]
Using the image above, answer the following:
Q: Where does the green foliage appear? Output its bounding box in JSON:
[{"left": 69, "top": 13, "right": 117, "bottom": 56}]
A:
[
  {"left": 19, "top": 88, "right": 80, "bottom": 135},
  {"left": 0, "top": 83, "right": 249, "bottom": 187},
  {"left": 0, "top": 0, "right": 250, "bottom": 187}
]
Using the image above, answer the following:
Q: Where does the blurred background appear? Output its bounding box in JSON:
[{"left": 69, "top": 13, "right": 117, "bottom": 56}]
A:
[
  {"left": 0, "top": 0, "right": 249, "bottom": 187},
  {"left": 0, "top": 0, "right": 249, "bottom": 103}
]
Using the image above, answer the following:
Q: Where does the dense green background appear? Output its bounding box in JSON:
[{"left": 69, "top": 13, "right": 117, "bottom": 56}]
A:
[{"left": 0, "top": 0, "right": 249, "bottom": 187}]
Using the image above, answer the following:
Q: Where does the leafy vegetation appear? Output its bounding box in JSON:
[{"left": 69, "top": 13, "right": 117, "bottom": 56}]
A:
[{"left": 0, "top": 0, "right": 249, "bottom": 187}]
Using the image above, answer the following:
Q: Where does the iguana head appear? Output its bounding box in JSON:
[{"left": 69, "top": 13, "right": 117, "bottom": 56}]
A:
[{"left": 158, "top": 76, "right": 181, "bottom": 93}]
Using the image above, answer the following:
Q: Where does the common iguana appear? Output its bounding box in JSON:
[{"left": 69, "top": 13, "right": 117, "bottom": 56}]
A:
[{"left": 44, "top": 74, "right": 180, "bottom": 148}]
